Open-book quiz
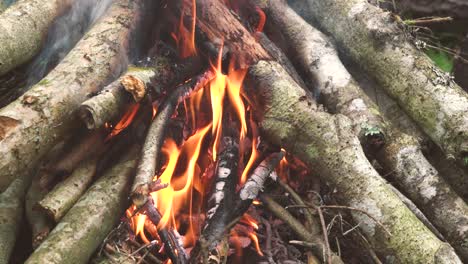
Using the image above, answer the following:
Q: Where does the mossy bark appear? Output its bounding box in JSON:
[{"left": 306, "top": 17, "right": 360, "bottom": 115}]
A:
[
  {"left": 248, "top": 60, "right": 462, "bottom": 263},
  {"left": 304, "top": 0, "right": 468, "bottom": 163},
  {"left": 38, "top": 157, "right": 98, "bottom": 223},
  {"left": 0, "top": 0, "right": 74, "bottom": 76},
  {"left": 259, "top": 0, "right": 385, "bottom": 147},
  {"left": 378, "top": 133, "right": 468, "bottom": 260},
  {"left": 0, "top": 0, "right": 147, "bottom": 192},
  {"left": 25, "top": 148, "right": 138, "bottom": 264},
  {"left": 0, "top": 175, "right": 28, "bottom": 264}
]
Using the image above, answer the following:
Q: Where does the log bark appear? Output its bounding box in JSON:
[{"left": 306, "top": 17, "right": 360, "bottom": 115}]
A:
[
  {"left": 0, "top": 175, "right": 29, "bottom": 264},
  {"left": 38, "top": 157, "right": 98, "bottom": 223},
  {"left": 378, "top": 133, "right": 468, "bottom": 260},
  {"left": 258, "top": 0, "right": 385, "bottom": 149},
  {"left": 79, "top": 56, "right": 200, "bottom": 130},
  {"left": 304, "top": 0, "right": 468, "bottom": 164},
  {"left": 247, "top": 59, "right": 462, "bottom": 263},
  {"left": 25, "top": 147, "right": 138, "bottom": 264},
  {"left": 131, "top": 70, "right": 214, "bottom": 207},
  {"left": 395, "top": 0, "right": 468, "bottom": 19},
  {"left": 174, "top": 0, "right": 271, "bottom": 68},
  {"left": 261, "top": 1, "right": 468, "bottom": 259},
  {"left": 26, "top": 170, "right": 54, "bottom": 249},
  {"left": 0, "top": 0, "right": 146, "bottom": 192},
  {"left": 0, "top": 0, "right": 74, "bottom": 76}
]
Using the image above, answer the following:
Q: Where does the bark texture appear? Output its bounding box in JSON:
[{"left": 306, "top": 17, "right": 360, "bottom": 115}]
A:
[
  {"left": 248, "top": 60, "right": 462, "bottom": 263},
  {"left": 259, "top": 0, "right": 385, "bottom": 147},
  {"left": 38, "top": 157, "right": 98, "bottom": 222},
  {"left": 25, "top": 148, "right": 138, "bottom": 264},
  {"left": 305, "top": 0, "right": 468, "bottom": 163},
  {"left": 378, "top": 133, "right": 468, "bottom": 260},
  {"left": 0, "top": 0, "right": 146, "bottom": 192},
  {"left": 0, "top": 175, "right": 28, "bottom": 264},
  {"left": 0, "top": 0, "right": 74, "bottom": 76},
  {"left": 263, "top": 2, "right": 468, "bottom": 258}
]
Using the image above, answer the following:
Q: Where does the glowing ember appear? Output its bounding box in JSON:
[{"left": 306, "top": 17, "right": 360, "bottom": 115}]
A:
[{"left": 105, "top": 103, "right": 140, "bottom": 141}]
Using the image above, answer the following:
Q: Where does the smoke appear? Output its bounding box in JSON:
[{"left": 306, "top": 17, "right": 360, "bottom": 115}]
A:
[{"left": 26, "top": 0, "right": 113, "bottom": 87}]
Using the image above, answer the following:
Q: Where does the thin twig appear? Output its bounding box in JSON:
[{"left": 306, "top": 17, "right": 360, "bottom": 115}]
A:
[{"left": 316, "top": 206, "right": 332, "bottom": 264}]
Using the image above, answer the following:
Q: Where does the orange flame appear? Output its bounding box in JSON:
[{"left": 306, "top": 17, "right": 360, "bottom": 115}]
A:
[
  {"left": 105, "top": 103, "right": 140, "bottom": 141},
  {"left": 172, "top": 0, "right": 197, "bottom": 58}
]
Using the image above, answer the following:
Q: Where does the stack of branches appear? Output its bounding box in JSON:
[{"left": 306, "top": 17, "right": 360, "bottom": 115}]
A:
[{"left": 0, "top": 0, "right": 467, "bottom": 263}]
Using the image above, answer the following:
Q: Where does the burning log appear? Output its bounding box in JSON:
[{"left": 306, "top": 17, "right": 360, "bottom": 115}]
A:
[
  {"left": 37, "top": 157, "right": 98, "bottom": 223},
  {"left": 261, "top": 1, "right": 468, "bottom": 259},
  {"left": 302, "top": 0, "right": 468, "bottom": 165},
  {"left": 131, "top": 70, "right": 214, "bottom": 207},
  {"left": 190, "top": 134, "right": 240, "bottom": 263},
  {"left": 248, "top": 59, "right": 462, "bottom": 263},
  {"left": 25, "top": 146, "right": 139, "bottom": 264},
  {"left": 0, "top": 0, "right": 74, "bottom": 76},
  {"left": 79, "top": 55, "right": 201, "bottom": 130},
  {"left": 0, "top": 0, "right": 147, "bottom": 192},
  {"left": 0, "top": 175, "right": 29, "bottom": 264}
]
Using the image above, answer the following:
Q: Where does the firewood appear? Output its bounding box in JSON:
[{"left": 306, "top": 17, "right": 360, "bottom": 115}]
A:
[
  {"left": 190, "top": 134, "right": 240, "bottom": 263},
  {"left": 261, "top": 1, "right": 468, "bottom": 258},
  {"left": 79, "top": 56, "right": 201, "bottom": 130},
  {"left": 248, "top": 59, "right": 462, "bottom": 263},
  {"left": 51, "top": 129, "right": 105, "bottom": 176},
  {"left": 25, "top": 146, "right": 139, "bottom": 264},
  {"left": 258, "top": 0, "right": 386, "bottom": 149},
  {"left": 0, "top": 175, "right": 29, "bottom": 264},
  {"left": 38, "top": 157, "right": 98, "bottom": 223},
  {"left": 260, "top": 194, "right": 344, "bottom": 264},
  {"left": 0, "top": 0, "right": 148, "bottom": 192},
  {"left": 131, "top": 70, "right": 214, "bottom": 207},
  {"left": 0, "top": 0, "right": 75, "bottom": 76},
  {"left": 26, "top": 170, "right": 54, "bottom": 249},
  {"left": 303, "top": 0, "right": 468, "bottom": 165}
]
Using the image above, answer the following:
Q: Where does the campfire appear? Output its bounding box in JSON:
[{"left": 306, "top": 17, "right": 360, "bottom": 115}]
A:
[{"left": 0, "top": 0, "right": 467, "bottom": 263}]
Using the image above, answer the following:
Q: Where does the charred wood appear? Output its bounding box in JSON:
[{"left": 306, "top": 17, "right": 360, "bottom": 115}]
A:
[{"left": 131, "top": 70, "right": 214, "bottom": 207}]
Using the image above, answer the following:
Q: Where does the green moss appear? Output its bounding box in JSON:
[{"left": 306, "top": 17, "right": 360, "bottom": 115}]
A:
[{"left": 37, "top": 79, "right": 51, "bottom": 86}]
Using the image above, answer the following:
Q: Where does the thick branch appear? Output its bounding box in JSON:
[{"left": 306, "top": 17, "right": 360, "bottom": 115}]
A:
[
  {"left": 248, "top": 59, "right": 462, "bottom": 263},
  {"left": 25, "top": 147, "right": 139, "bottom": 264},
  {"left": 0, "top": 0, "right": 147, "bottom": 192},
  {"left": 304, "top": 0, "right": 468, "bottom": 164}
]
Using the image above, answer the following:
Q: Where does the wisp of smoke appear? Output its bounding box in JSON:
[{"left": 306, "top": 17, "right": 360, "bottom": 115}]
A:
[{"left": 26, "top": 0, "right": 113, "bottom": 87}]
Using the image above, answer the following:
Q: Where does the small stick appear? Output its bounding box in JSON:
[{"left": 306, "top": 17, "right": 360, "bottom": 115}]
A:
[
  {"left": 404, "top": 16, "right": 453, "bottom": 26},
  {"left": 131, "top": 69, "right": 214, "bottom": 207}
]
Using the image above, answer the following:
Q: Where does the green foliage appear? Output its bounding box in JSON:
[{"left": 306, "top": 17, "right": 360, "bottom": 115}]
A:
[
  {"left": 425, "top": 49, "right": 454, "bottom": 73},
  {"left": 464, "top": 156, "right": 468, "bottom": 166},
  {"left": 362, "top": 124, "right": 381, "bottom": 137}
]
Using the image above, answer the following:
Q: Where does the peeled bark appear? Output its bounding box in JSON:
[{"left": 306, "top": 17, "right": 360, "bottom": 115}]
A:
[
  {"left": 304, "top": 0, "right": 468, "bottom": 163},
  {"left": 0, "top": 0, "right": 74, "bottom": 76},
  {"left": 0, "top": 175, "right": 28, "bottom": 264},
  {"left": 25, "top": 147, "right": 138, "bottom": 264},
  {"left": 0, "top": 0, "right": 146, "bottom": 192},
  {"left": 248, "top": 60, "right": 462, "bottom": 263},
  {"left": 38, "top": 157, "right": 98, "bottom": 222}
]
